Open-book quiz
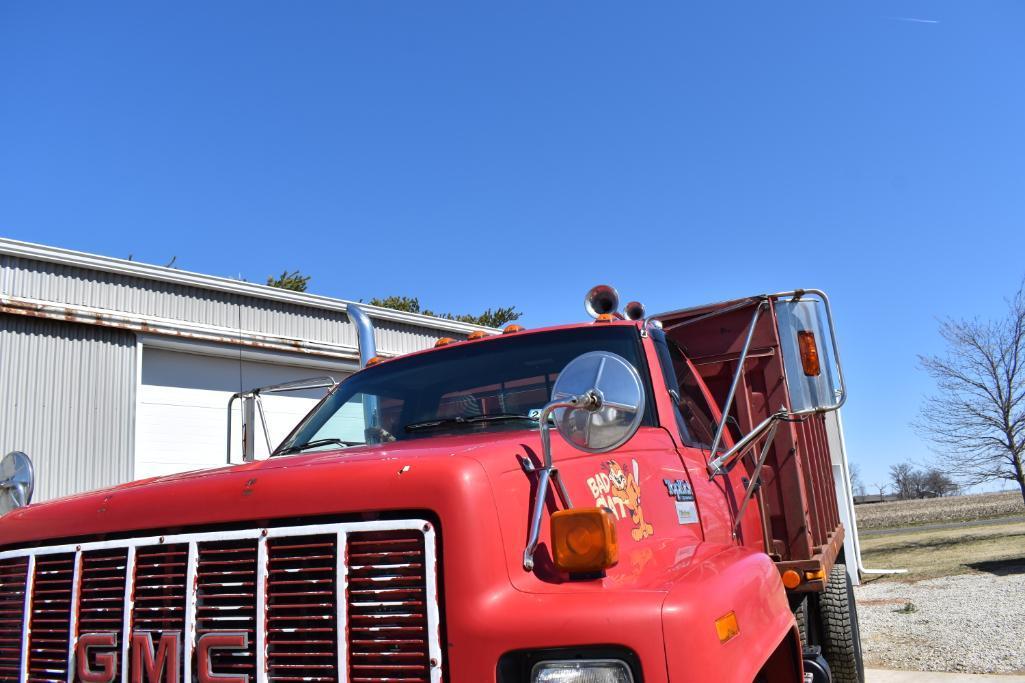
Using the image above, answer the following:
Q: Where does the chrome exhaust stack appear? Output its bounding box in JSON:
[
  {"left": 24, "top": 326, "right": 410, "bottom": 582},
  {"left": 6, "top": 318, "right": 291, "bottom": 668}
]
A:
[
  {"left": 347, "top": 304, "right": 378, "bottom": 368},
  {"left": 347, "top": 303, "right": 386, "bottom": 442}
]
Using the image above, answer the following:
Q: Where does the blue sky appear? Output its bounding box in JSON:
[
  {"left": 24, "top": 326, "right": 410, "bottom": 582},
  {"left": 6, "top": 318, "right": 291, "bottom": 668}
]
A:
[{"left": 2, "top": 2, "right": 1023, "bottom": 491}]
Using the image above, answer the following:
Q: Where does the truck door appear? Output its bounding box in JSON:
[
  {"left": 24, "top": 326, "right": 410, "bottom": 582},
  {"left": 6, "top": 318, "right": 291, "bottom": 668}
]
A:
[{"left": 649, "top": 327, "right": 765, "bottom": 550}]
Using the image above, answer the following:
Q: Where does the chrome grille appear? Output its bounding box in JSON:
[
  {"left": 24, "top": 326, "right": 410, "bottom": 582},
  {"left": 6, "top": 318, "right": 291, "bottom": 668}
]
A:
[
  {"left": 0, "top": 557, "right": 30, "bottom": 680},
  {"left": 132, "top": 544, "right": 188, "bottom": 635},
  {"left": 0, "top": 520, "right": 441, "bottom": 683},
  {"left": 27, "top": 553, "right": 74, "bottom": 682},
  {"left": 77, "top": 549, "right": 128, "bottom": 678},
  {"left": 347, "top": 531, "right": 431, "bottom": 683},
  {"left": 196, "top": 540, "right": 258, "bottom": 680},
  {"left": 267, "top": 534, "right": 339, "bottom": 682}
]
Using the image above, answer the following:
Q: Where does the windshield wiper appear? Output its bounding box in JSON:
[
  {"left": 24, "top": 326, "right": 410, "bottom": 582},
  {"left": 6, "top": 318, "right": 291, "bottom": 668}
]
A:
[
  {"left": 276, "top": 437, "right": 360, "bottom": 455},
  {"left": 404, "top": 413, "right": 538, "bottom": 433}
]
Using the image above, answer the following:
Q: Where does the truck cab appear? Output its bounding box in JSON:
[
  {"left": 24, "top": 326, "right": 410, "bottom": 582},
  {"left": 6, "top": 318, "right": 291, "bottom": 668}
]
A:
[{"left": 0, "top": 287, "right": 862, "bottom": 683}]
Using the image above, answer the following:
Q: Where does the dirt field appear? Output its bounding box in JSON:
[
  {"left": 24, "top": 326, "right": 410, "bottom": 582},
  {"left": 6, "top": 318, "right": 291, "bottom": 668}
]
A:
[{"left": 855, "top": 491, "right": 1024, "bottom": 530}]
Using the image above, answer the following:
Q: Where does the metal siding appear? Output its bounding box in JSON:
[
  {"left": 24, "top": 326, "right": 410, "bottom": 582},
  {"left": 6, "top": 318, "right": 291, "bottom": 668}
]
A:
[
  {"left": 0, "top": 254, "right": 461, "bottom": 355},
  {"left": 0, "top": 314, "right": 135, "bottom": 503}
]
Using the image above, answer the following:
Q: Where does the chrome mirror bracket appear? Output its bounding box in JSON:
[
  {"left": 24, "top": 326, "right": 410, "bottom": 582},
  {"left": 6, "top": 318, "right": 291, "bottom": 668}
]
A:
[{"left": 521, "top": 393, "right": 593, "bottom": 571}]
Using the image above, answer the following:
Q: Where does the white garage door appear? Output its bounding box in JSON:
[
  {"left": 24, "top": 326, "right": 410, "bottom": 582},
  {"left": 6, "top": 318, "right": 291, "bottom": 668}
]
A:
[{"left": 135, "top": 347, "right": 350, "bottom": 480}]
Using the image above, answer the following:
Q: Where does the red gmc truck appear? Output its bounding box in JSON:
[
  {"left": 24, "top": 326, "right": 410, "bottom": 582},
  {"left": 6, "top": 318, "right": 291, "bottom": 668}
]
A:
[{"left": 0, "top": 286, "right": 862, "bottom": 683}]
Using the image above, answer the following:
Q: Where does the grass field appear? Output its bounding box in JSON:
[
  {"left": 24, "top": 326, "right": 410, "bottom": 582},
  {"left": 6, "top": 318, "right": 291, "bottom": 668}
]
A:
[
  {"left": 855, "top": 491, "right": 1025, "bottom": 582},
  {"left": 859, "top": 519, "right": 1025, "bottom": 581}
]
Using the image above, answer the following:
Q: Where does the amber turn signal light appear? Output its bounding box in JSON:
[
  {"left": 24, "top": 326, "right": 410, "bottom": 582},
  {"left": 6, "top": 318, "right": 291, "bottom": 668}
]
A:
[
  {"left": 715, "top": 611, "right": 740, "bottom": 644},
  {"left": 550, "top": 507, "right": 618, "bottom": 574},
  {"left": 797, "top": 331, "right": 821, "bottom": 376}
]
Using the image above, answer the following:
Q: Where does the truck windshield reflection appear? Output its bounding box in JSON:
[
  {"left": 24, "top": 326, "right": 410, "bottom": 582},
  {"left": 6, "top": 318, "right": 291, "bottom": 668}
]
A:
[{"left": 275, "top": 326, "right": 652, "bottom": 454}]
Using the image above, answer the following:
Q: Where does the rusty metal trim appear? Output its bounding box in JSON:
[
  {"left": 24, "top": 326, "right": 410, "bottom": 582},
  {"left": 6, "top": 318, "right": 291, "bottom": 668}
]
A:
[
  {"left": 776, "top": 524, "right": 846, "bottom": 593},
  {"left": 1, "top": 295, "right": 364, "bottom": 361},
  {"left": 0, "top": 237, "right": 495, "bottom": 334}
]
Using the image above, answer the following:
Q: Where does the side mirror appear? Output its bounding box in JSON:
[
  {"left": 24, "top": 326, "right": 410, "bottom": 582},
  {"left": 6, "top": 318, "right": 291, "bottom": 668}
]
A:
[
  {"left": 775, "top": 291, "right": 846, "bottom": 414},
  {"left": 550, "top": 351, "right": 646, "bottom": 453},
  {"left": 522, "top": 351, "right": 645, "bottom": 570},
  {"left": 0, "top": 451, "right": 34, "bottom": 514}
]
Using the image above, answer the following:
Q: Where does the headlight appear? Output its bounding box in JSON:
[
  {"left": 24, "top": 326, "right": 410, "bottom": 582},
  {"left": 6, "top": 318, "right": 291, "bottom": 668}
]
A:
[{"left": 531, "top": 660, "right": 634, "bottom": 683}]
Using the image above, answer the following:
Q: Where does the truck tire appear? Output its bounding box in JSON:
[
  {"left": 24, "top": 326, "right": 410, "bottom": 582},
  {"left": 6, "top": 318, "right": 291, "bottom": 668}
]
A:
[
  {"left": 793, "top": 595, "right": 810, "bottom": 650},
  {"left": 818, "top": 563, "right": 864, "bottom": 683}
]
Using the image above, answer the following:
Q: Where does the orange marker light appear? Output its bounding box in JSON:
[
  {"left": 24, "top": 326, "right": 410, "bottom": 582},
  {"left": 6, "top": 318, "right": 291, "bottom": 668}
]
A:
[
  {"left": 434, "top": 337, "right": 455, "bottom": 347},
  {"left": 503, "top": 324, "right": 524, "bottom": 334},
  {"left": 715, "top": 611, "right": 740, "bottom": 644},
  {"left": 550, "top": 508, "right": 618, "bottom": 574},
  {"left": 781, "top": 569, "right": 802, "bottom": 589},
  {"left": 594, "top": 313, "right": 614, "bottom": 323},
  {"left": 467, "top": 330, "right": 488, "bottom": 340},
  {"left": 365, "top": 356, "right": 383, "bottom": 367},
  {"left": 797, "top": 331, "right": 821, "bottom": 376}
]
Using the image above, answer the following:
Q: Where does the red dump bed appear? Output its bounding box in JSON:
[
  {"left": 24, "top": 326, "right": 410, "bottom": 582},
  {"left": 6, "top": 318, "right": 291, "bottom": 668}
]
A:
[{"left": 657, "top": 296, "right": 844, "bottom": 588}]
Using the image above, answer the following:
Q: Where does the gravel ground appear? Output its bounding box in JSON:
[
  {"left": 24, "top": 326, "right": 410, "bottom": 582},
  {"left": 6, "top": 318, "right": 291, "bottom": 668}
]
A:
[{"left": 855, "top": 572, "right": 1025, "bottom": 674}]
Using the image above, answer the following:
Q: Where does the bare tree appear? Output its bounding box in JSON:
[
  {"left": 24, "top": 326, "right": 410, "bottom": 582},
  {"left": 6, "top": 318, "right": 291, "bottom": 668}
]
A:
[
  {"left": 921, "top": 468, "right": 959, "bottom": 497},
  {"left": 916, "top": 282, "right": 1025, "bottom": 506},
  {"left": 889, "top": 462, "right": 917, "bottom": 500},
  {"left": 849, "top": 463, "right": 867, "bottom": 497}
]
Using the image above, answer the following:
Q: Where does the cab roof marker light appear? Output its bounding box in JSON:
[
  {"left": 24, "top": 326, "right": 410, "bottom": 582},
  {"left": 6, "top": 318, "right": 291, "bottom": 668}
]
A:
[
  {"left": 434, "top": 337, "right": 455, "bottom": 347},
  {"left": 467, "top": 330, "right": 488, "bottom": 340},
  {"left": 503, "top": 324, "right": 524, "bottom": 334}
]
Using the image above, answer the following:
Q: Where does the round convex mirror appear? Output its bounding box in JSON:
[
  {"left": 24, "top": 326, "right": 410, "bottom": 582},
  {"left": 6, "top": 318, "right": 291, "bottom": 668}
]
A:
[
  {"left": 551, "top": 351, "right": 645, "bottom": 453},
  {"left": 0, "top": 451, "right": 34, "bottom": 515}
]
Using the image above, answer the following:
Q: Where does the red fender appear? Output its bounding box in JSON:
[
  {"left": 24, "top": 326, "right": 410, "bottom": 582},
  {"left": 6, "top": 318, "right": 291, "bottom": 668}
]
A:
[{"left": 662, "top": 543, "right": 797, "bottom": 682}]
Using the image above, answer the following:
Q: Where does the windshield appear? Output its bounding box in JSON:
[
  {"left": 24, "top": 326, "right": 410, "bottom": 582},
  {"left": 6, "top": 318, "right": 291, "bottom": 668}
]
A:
[{"left": 275, "top": 326, "right": 654, "bottom": 454}]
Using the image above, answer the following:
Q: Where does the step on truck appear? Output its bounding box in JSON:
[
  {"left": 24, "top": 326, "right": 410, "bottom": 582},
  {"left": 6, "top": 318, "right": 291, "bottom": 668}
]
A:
[{"left": 0, "top": 285, "right": 863, "bottom": 683}]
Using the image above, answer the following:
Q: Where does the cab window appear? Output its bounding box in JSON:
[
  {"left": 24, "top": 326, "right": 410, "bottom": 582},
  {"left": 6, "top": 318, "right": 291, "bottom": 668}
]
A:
[{"left": 651, "top": 327, "right": 720, "bottom": 451}]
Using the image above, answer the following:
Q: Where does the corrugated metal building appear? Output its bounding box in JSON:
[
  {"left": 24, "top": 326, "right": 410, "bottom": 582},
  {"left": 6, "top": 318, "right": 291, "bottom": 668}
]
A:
[{"left": 0, "top": 238, "right": 490, "bottom": 502}]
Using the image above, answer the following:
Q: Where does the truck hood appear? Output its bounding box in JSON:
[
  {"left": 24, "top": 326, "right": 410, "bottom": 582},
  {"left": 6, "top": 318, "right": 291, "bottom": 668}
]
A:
[{"left": 0, "top": 431, "right": 537, "bottom": 549}]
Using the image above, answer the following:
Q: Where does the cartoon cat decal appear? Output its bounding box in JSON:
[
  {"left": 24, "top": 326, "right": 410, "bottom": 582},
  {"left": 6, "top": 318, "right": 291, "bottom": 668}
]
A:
[{"left": 605, "top": 460, "right": 654, "bottom": 541}]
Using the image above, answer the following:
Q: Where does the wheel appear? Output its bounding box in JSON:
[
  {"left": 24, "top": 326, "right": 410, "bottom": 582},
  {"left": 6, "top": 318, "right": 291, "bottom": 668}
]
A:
[
  {"left": 818, "top": 563, "right": 865, "bottom": 683},
  {"left": 791, "top": 590, "right": 807, "bottom": 648}
]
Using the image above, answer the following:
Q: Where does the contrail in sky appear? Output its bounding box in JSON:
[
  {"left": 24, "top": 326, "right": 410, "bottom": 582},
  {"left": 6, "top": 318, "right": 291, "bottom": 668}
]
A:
[{"left": 892, "top": 17, "right": 940, "bottom": 24}]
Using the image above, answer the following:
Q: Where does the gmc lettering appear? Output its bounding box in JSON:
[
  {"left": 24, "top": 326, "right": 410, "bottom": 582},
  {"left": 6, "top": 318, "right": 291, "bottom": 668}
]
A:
[{"left": 75, "top": 631, "right": 248, "bottom": 683}]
